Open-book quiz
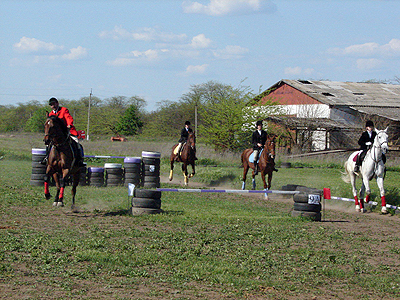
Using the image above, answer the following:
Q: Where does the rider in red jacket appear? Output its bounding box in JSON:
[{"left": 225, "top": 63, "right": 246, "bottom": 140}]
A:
[{"left": 42, "top": 98, "right": 84, "bottom": 167}]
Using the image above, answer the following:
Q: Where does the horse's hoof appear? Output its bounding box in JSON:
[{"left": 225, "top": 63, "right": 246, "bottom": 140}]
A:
[
  {"left": 355, "top": 205, "right": 360, "bottom": 212},
  {"left": 360, "top": 208, "right": 367, "bottom": 213},
  {"left": 53, "top": 201, "right": 58, "bottom": 207},
  {"left": 381, "top": 206, "right": 388, "bottom": 214},
  {"left": 57, "top": 201, "right": 64, "bottom": 207},
  {"left": 45, "top": 193, "right": 51, "bottom": 200}
]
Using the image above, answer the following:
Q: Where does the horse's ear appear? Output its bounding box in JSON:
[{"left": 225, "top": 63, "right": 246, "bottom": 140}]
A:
[{"left": 385, "top": 126, "right": 389, "bottom": 132}]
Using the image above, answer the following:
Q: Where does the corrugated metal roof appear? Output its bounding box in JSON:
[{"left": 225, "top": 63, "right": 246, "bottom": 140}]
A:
[{"left": 273, "top": 79, "right": 400, "bottom": 107}]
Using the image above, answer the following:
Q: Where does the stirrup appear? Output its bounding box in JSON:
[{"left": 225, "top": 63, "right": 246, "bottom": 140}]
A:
[{"left": 41, "top": 157, "right": 48, "bottom": 165}]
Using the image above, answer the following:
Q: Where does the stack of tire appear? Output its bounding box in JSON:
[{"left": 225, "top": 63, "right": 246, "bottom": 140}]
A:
[
  {"left": 88, "top": 167, "right": 104, "bottom": 187},
  {"left": 124, "top": 157, "right": 141, "bottom": 187},
  {"left": 31, "top": 148, "right": 47, "bottom": 186},
  {"left": 282, "top": 185, "right": 323, "bottom": 221},
  {"left": 104, "top": 163, "right": 124, "bottom": 187},
  {"left": 79, "top": 163, "right": 87, "bottom": 186},
  {"left": 141, "top": 151, "right": 161, "bottom": 188},
  {"left": 131, "top": 189, "right": 162, "bottom": 215}
]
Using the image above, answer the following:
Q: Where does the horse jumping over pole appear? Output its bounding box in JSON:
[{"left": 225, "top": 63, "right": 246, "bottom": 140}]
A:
[
  {"left": 241, "top": 134, "right": 277, "bottom": 199},
  {"left": 43, "top": 114, "right": 82, "bottom": 208},
  {"left": 169, "top": 131, "right": 196, "bottom": 186},
  {"left": 341, "top": 128, "right": 389, "bottom": 213}
]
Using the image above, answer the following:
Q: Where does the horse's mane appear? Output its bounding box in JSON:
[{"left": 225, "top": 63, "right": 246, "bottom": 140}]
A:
[{"left": 48, "top": 115, "right": 69, "bottom": 136}]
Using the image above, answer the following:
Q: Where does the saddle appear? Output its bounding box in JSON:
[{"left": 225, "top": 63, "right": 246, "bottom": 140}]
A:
[
  {"left": 173, "top": 142, "right": 186, "bottom": 156},
  {"left": 249, "top": 149, "right": 264, "bottom": 163}
]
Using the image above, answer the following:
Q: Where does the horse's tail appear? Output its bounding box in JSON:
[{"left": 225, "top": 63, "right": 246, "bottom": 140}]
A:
[
  {"left": 341, "top": 161, "right": 351, "bottom": 183},
  {"left": 240, "top": 151, "right": 245, "bottom": 167}
]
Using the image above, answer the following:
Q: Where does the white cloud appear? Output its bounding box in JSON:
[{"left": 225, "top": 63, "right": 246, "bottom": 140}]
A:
[
  {"left": 182, "top": 0, "right": 276, "bottom": 16},
  {"left": 107, "top": 49, "right": 160, "bottom": 66},
  {"left": 13, "top": 37, "right": 64, "bottom": 53},
  {"left": 356, "top": 58, "right": 382, "bottom": 70},
  {"left": 190, "top": 34, "right": 212, "bottom": 49},
  {"left": 213, "top": 45, "right": 249, "bottom": 59},
  {"left": 328, "top": 39, "right": 400, "bottom": 57},
  {"left": 284, "top": 66, "right": 314, "bottom": 76},
  {"left": 185, "top": 64, "right": 209, "bottom": 74},
  {"left": 61, "top": 46, "right": 88, "bottom": 60},
  {"left": 99, "top": 26, "right": 187, "bottom": 43}
]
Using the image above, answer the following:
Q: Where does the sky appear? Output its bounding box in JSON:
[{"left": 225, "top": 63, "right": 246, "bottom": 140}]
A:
[{"left": 1, "top": 0, "right": 400, "bottom": 112}]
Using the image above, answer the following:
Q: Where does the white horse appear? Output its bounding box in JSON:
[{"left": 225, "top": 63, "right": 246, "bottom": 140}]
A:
[{"left": 342, "top": 128, "right": 389, "bottom": 213}]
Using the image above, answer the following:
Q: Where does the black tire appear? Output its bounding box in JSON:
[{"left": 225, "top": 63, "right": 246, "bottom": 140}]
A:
[
  {"left": 31, "top": 174, "right": 46, "bottom": 180},
  {"left": 282, "top": 184, "right": 306, "bottom": 191},
  {"left": 144, "top": 170, "right": 160, "bottom": 176},
  {"left": 142, "top": 175, "right": 160, "bottom": 182},
  {"left": 134, "top": 189, "right": 161, "bottom": 199},
  {"left": 132, "top": 197, "right": 161, "bottom": 209},
  {"left": 124, "top": 173, "right": 141, "bottom": 179},
  {"left": 291, "top": 210, "right": 321, "bottom": 221},
  {"left": 31, "top": 154, "right": 46, "bottom": 162},
  {"left": 293, "top": 193, "right": 309, "bottom": 203},
  {"left": 30, "top": 180, "right": 44, "bottom": 186},
  {"left": 31, "top": 167, "right": 47, "bottom": 174},
  {"left": 143, "top": 182, "right": 160, "bottom": 188},
  {"left": 131, "top": 207, "right": 162, "bottom": 215},
  {"left": 293, "top": 202, "right": 321, "bottom": 212},
  {"left": 106, "top": 168, "right": 124, "bottom": 175},
  {"left": 142, "top": 157, "right": 160, "bottom": 164}
]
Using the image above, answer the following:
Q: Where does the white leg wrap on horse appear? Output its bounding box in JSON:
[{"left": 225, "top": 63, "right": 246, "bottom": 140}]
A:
[
  {"left": 169, "top": 170, "right": 173, "bottom": 181},
  {"left": 241, "top": 182, "right": 246, "bottom": 190},
  {"left": 355, "top": 205, "right": 360, "bottom": 212},
  {"left": 252, "top": 179, "right": 256, "bottom": 190}
]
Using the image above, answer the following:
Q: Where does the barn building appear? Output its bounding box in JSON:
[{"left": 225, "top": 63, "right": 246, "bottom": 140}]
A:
[{"left": 256, "top": 79, "right": 400, "bottom": 152}]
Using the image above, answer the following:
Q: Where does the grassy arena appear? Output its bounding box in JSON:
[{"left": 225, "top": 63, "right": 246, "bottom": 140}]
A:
[{"left": 1, "top": 133, "right": 400, "bottom": 299}]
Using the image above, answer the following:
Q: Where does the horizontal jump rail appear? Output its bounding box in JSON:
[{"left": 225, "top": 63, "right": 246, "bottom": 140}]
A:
[
  {"left": 85, "top": 155, "right": 126, "bottom": 159},
  {"left": 156, "top": 188, "right": 299, "bottom": 195}
]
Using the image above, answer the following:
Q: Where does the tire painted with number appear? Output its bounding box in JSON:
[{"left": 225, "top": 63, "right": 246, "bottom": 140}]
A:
[{"left": 141, "top": 151, "right": 161, "bottom": 188}]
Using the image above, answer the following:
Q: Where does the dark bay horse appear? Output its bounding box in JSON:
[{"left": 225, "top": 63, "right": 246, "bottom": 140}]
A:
[
  {"left": 241, "top": 134, "right": 277, "bottom": 198},
  {"left": 169, "top": 132, "right": 196, "bottom": 186},
  {"left": 43, "top": 114, "right": 81, "bottom": 208}
]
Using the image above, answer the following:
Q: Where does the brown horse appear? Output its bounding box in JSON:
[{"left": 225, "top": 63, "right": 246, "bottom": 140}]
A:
[
  {"left": 241, "top": 134, "right": 277, "bottom": 198},
  {"left": 43, "top": 114, "right": 81, "bottom": 208},
  {"left": 169, "top": 131, "right": 196, "bottom": 186}
]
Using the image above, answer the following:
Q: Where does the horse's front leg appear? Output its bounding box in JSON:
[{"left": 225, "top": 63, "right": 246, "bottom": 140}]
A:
[
  {"left": 241, "top": 164, "right": 249, "bottom": 190},
  {"left": 189, "top": 162, "right": 195, "bottom": 178},
  {"left": 182, "top": 163, "right": 189, "bottom": 186},
  {"left": 44, "top": 171, "right": 52, "bottom": 200},
  {"left": 376, "top": 175, "right": 387, "bottom": 214},
  {"left": 260, "top": 171, "right": 268, "bottom": 199},
  {"left": 52, "top": 173, "right": 61, "bottom": 206},
  {"left": 358, "top": 177, "right": 368, "bottom": 213},
  {"left": 56, "top": 169, "right": 70, "bottom": 207},
  {"left": 169, "top": 158, "right": 174, "bottom": 181}
]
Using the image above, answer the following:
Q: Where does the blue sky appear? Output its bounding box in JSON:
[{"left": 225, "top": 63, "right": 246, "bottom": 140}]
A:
[{"left": 1, "top": 0, "right": 400, "bottom": 111}]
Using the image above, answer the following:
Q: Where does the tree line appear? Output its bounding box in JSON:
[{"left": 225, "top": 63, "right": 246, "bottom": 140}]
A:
[{"left": 0, "top": 81, "right": 281, "bottom": 152}]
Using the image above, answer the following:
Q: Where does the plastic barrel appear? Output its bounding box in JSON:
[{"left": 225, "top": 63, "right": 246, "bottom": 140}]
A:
[
  {"left": 141, "top": 151, "right": 161, "bottom": 188},
  {"left": 31, "top": 148, "right": 47, "bottom": 186},
  {"left": 104, "top": 163, "right": 124, "bottom": 187},
  {"left": 88, "top": 167, "right": 104, "bottom": 187},
  {"left": 124, "top": 157, "right": 141, "bottom": 187}
]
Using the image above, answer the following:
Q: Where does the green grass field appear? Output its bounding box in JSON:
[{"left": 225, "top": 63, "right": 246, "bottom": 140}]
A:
[{"left": 1, "top": 134, "right": 400, "bottom": 299}]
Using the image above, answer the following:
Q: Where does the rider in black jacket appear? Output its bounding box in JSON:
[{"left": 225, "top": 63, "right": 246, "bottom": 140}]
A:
[{"left": 354, "top": 120, "right": 376, "bottom": 175}]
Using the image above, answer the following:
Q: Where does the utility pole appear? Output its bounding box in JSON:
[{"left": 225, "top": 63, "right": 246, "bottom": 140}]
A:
[{"left": 86, "top": 89, "right": 92, "bottom": 141}]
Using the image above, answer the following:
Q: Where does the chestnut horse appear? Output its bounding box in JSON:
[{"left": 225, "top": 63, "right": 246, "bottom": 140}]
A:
[
  {"left": 43, "top": 114, "right": 81, "bottom": 208},
  {"left": 169, "top": 131, "right": 196, "bottom": 186},
  {"left": 241, "top": 134, "right": 277, "bottom": 198}
]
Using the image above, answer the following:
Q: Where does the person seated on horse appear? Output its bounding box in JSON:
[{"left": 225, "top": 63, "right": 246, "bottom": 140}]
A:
[
  {"left": 175, "top": 121, "right": 193, "bottom": 161},
  {"left": 42, "top": 97, "right": 85, "bottom": 167},
  {"left": 354, "top": 120, "right": 384, "bottom": 175},
  {"left": 251, "top": 120, "right": 278, "bottom": 175}
]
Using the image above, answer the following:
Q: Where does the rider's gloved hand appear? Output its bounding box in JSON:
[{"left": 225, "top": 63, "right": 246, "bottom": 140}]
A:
[{"left": 365, "top": 142, "right": 372, "bottom": 146}]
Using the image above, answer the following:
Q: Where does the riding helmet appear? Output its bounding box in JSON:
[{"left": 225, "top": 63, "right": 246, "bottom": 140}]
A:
[
  {"left": 366, "top": 120, "right": 374, "bottom": 128},
  {"left": 49, "top": 97, "right": 58, "bottom": 105},
  {"left": 256, "top": 120, "right": 263, "bottom": 127},
  {"left": 185, "top": 121, "right": 191, "bottom": 126}
]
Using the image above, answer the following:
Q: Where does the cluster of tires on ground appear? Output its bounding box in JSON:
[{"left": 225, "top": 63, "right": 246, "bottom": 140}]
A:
[
  {"left": 282, "top": 184, "right": 323, "bottom": 221},
  {"left": 31, "top": 149, "right": 162, "bottom": 215}
]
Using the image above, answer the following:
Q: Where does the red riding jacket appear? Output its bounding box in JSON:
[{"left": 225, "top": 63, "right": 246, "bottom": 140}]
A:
[{"left": 49, "top": 107, "right": 78, "bottom": 136}]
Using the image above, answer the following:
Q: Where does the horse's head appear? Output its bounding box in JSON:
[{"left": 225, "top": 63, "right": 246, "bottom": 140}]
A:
[
  {"left": 187, "top": 132, "right": 196, "bottom": 149},
  {"left": 44, "top": 114, "right": 68, "bottom": 145},
  {"left": 375, "top": 127, "right": 389, "bottom": 154},
  {"left": 265, "top": 134, "right": 276, "bottom": 159}
]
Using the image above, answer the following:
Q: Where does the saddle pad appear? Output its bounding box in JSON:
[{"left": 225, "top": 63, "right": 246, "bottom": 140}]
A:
[
  {"left": 249, "top": 149, "right": 263, "bottom": 163},
  {"left": 173, "top": 143, "right": 186, "bottom": 155},
  {"left": 353, "top": 150, "right": 362, "bottom": 162}
]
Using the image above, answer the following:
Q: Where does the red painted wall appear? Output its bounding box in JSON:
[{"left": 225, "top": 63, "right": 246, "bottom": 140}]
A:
[{"left": 259, "top": 84, "right": 320, "bottom": 105}]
